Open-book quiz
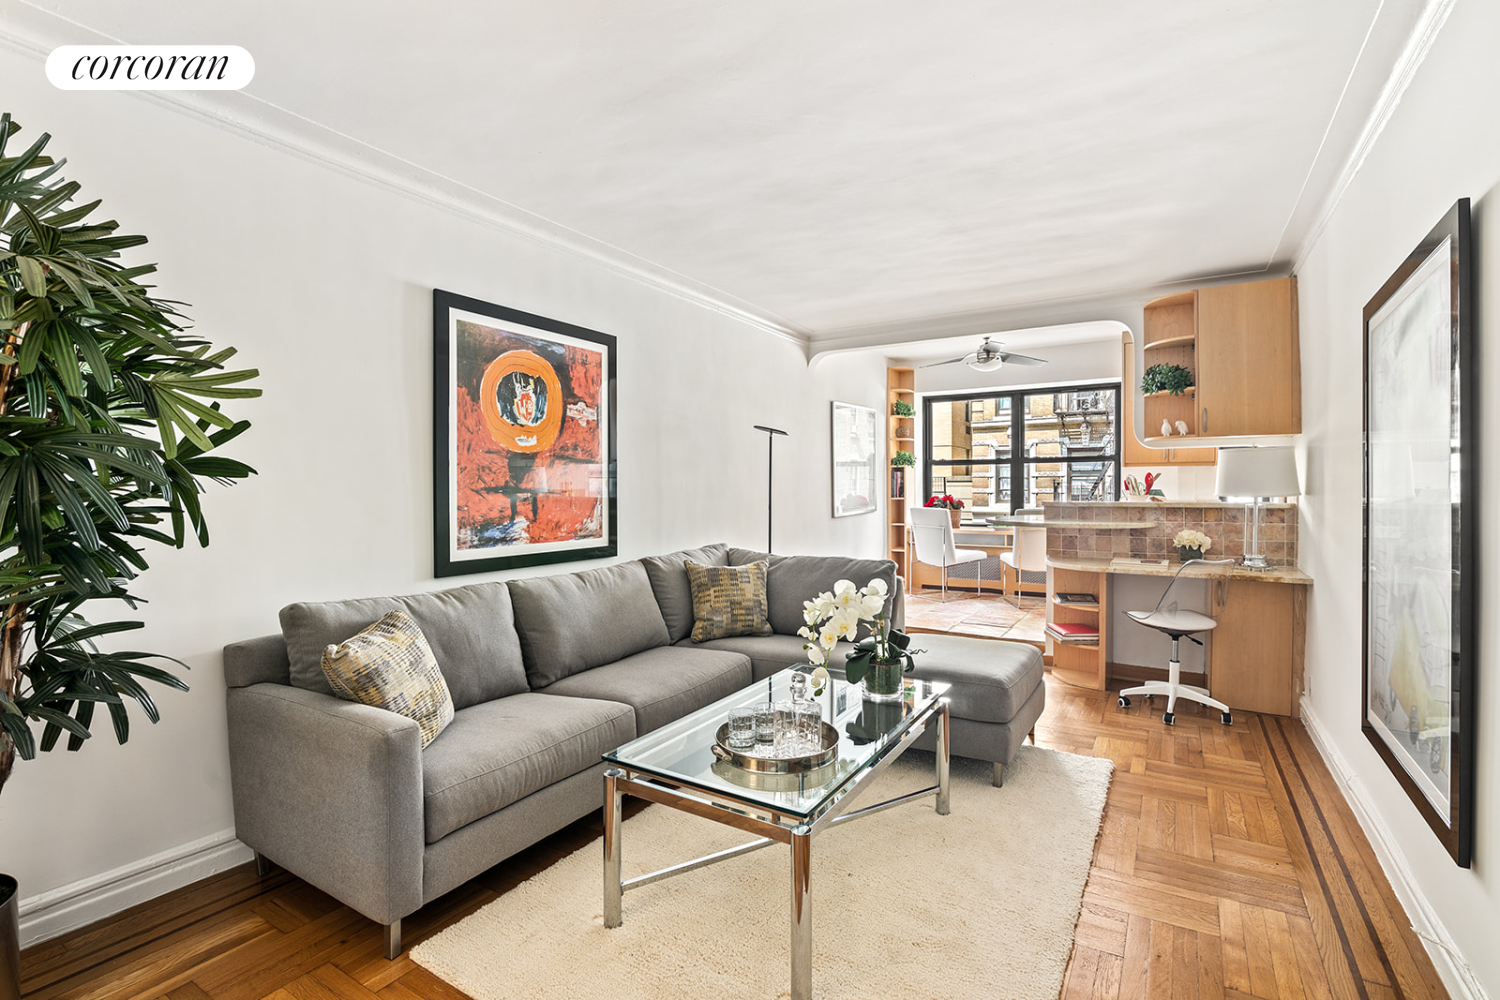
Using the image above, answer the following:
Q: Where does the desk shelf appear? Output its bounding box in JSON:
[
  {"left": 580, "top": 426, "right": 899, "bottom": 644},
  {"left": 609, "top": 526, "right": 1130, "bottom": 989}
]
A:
[{"left": 1047, "top": 565, "right": 1108, "bottom": 690}]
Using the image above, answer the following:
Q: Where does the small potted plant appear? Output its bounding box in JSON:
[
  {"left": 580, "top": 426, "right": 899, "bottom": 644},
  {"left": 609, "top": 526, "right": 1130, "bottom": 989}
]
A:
[
  {"left": 893, "top": 400, "right": 915, "bottom": 418},
  {"left": 891, "top": 450, "right": 916, "bottom": 468},
  {"left": 1141, "top": 363, "right": 1194, "bottom": 396},
  {"left": 1173, "top": 529, "right": 1212, "bottom": 561},
  {"left": 925, "top": 493, "right": 964, "bottom": 527}
]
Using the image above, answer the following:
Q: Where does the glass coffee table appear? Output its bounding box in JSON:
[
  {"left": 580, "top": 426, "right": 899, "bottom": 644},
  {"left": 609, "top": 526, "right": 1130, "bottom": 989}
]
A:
[{"left": 601, "top": 666, "right": 952, "bottom": 1000}]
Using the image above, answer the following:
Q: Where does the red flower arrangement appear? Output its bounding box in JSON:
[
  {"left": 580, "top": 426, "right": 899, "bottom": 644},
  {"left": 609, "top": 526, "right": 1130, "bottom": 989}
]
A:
[{"left": 924, "top": 494, "right": 964, "bottom": 510}]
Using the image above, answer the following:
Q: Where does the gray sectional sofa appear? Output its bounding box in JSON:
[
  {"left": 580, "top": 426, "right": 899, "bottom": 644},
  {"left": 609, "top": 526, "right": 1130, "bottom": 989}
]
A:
[{"left": 223, "top": 542, "right": 1044, "bottom": 958}]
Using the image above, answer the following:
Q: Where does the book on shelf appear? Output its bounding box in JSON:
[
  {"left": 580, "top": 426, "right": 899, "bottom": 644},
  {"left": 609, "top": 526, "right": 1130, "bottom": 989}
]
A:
[
  {"left": 890, "top": 469, "right": 905, "bottom": 498},
  {"left": 1045, "top": 621, "right": 1099, "bottom": 644},
  {"left": 1054, "top": 592, "right": 1097, "bottom": 605}
]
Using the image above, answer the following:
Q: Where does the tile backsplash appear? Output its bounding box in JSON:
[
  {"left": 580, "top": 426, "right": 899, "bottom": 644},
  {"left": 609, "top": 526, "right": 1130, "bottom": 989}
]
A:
[{"left": 1043, "top": 501, "right": 1298, "bottom": 567}]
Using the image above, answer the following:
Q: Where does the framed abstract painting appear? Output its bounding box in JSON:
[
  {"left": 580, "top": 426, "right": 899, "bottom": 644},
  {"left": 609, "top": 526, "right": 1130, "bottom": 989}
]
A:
[
  {"left": 831, "top": 401, "right": 878, "bottom": 518},
  {"left": 1361, "top": 198, "right": 1474, "bottom": 867},
  {"left": 433, "top": 290, "right": 617, "bottom": 577}
]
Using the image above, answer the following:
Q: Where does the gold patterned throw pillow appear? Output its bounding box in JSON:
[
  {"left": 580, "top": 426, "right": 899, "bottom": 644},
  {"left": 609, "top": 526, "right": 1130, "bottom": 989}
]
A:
[
  {"left": 321, "top": 610, "right": 455, "bottom": 748},
  {"left": 685, "top": 560, "right": 774, "bottom": 643}
]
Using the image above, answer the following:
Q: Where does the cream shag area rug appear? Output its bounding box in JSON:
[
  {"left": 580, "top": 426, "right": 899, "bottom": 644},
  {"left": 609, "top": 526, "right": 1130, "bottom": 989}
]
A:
[{"left": 412, "top": 746, "right": 1112, "bottom": 1000}]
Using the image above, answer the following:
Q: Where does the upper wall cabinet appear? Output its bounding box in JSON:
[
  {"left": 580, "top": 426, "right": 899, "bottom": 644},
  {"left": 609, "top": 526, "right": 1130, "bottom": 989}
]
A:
[{"left": 1141, "top": 276, "right": 1300, "bottom": 443}]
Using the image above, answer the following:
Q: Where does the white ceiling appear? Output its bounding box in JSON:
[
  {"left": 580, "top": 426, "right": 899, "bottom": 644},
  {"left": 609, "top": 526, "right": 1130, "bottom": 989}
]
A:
[{"left": 5, "top": 0, "right": 1437, "bottom": 349}]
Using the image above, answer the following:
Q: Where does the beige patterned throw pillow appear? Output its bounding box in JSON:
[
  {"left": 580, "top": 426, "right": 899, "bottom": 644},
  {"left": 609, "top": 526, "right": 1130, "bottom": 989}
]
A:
[
  {"left": 321, "top": 610, "right": 455, "bottom": 748},
  {"left": 685, "top": 560, "right": 774, "bottom": 643}
]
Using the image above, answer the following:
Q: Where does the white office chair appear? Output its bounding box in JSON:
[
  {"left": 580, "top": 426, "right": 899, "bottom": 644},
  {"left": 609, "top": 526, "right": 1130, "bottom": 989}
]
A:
[
  {"left": 909, "top": 506, "right": 986, "bottom": 602},
  {"left": 1117, "top": 559, "right": 1236, "bottom": 726},
  {"left": 999, "top": 506, "right": 1046, "bottom": 608}
]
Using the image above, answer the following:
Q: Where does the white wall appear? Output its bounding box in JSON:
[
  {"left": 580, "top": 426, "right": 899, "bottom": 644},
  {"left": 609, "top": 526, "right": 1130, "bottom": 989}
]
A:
[
  {"left": 0, "top": 59, "right": 887, "bottom": 938},
  {"left": 1296, "top": 1, "right": 1500, "bottom": 995}
]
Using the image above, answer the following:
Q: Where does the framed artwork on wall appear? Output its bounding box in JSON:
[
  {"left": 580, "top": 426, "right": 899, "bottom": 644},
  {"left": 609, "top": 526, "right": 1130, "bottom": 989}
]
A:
[
  {"left": 1361, "top": 198, "right": 1474, "bottom": 868},
  {"left": 433, "top": 289, "right": 617, "bottom": 577},
  {"left": 831, "top": 400, "right": 878, "bottom": 518}
]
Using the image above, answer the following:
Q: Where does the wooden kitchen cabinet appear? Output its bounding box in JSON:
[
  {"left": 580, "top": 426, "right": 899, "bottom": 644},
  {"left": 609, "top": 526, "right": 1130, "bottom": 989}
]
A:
[
  {"left": 1140, "top": 276, "right": 1300, "bottom": 444},
  {"left": 1197, "top": 277, "right": 1301, "bottom": 437},
  {"left": 1123, "top": 332, "right": 1215, "bottom": 466},
  {"left": 1208, "top": 578, "right": 1307, "bottom": 717}
]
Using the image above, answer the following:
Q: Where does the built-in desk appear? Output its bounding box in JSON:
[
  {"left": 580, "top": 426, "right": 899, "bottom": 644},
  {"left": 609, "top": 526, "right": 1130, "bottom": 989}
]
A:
[
  {"left": 1046, "top": 556, "right": 1311, "bottom": 718},
  {"left": 1037, "top": 500, "right": 1310, "bottom": 718}
]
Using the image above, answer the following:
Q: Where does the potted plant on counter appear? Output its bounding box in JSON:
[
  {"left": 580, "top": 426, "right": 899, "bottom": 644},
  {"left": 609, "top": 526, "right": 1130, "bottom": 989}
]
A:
[
  {"left": 0, "top": 114, "right": 261, "bottom": 992},
  {"left": 924, "top": 493, "right": 964, "bottom": 527}
]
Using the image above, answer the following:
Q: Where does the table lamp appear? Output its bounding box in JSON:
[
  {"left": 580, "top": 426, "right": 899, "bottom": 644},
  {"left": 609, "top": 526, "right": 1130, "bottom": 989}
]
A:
[{"left": 1215, "top": 446, "right": 1300, "bottom": 570}]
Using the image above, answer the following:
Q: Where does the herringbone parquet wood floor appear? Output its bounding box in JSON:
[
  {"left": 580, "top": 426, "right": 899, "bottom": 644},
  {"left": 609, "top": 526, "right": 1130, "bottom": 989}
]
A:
[{"left": 20, "top": 674, "right": 1450, "bottom": 1000}]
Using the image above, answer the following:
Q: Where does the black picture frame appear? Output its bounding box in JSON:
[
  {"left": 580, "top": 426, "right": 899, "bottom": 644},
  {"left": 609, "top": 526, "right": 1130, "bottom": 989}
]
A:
[
  {"left": 432, "top": 289, "right": 617, "bottom": 577},
  {"left": 1361, "top": 198, "right": 1474, "bottom": 868}
]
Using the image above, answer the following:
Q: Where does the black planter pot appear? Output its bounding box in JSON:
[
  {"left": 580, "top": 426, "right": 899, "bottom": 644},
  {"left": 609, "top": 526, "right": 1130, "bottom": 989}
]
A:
[{"left": 0, "top": 875, "right": 17, "bottom": 1000}]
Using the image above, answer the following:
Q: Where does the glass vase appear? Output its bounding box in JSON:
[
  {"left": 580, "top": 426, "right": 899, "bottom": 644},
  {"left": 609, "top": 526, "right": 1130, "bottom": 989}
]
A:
[
  {"left": 862, "top": 658, "right": 905, "bottom": 702},
  {"left": 1178, "top": 546, "right": 1204, "bottom": 562}
]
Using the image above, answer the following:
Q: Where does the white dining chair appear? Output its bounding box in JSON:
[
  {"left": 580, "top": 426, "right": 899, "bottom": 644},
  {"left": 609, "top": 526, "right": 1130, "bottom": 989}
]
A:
[
  {"left": 909, "top": 506, "right": 986, "bottom": 602},
  {"left": 999, "top": 507, "right": 1046, "bottom": 607}
]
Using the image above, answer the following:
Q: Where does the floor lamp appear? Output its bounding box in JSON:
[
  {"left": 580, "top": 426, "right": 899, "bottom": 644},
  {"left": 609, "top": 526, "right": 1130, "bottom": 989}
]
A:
[{"left": 753, "top": 425, "right": 787, "bottom": 552}]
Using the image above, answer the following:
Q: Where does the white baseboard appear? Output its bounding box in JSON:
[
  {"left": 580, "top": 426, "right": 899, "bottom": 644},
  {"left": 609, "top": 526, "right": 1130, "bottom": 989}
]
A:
[
  {"left": 17, "top": 829, "right": 254, "bottom": 948},
  {"left": 1298, "top": 699, "right": 1488, "bottom": 1000}
]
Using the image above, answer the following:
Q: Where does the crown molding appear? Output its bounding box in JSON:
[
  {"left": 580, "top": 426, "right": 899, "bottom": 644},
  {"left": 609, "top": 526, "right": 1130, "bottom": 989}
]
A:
[
  {"left": 805, "top": 288, "right": 1159, "bottom": 364},
  {"left": 1291, "top": 0, "right": 1459, "bottom": 273},
  {"left": 0, "top": 9, "right": 810, "bottom": 350}
]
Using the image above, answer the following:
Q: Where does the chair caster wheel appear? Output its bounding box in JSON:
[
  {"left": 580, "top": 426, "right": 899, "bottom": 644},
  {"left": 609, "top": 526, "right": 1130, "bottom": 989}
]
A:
[
  {"left": 1163, "top": 712, "right": 1175, "bottom": 726},
  {"left": 1118, "top": 696, "right": 1131, "bottom": 708},
  {"left": 1221, "top": 712, "right": 1233, "bottom": 726}
]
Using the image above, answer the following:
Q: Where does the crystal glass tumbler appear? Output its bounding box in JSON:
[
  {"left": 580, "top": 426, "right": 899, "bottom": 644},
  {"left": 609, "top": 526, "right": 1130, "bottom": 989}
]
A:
[
  {"left": 753, "top": 703, "right": 777, "bottom": 748},
  {"left": 727, "top": 708, "right": 756, "bottom": 750}
]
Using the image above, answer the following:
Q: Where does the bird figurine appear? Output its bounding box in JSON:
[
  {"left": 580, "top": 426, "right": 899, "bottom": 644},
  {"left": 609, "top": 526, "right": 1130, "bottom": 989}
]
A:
[
  {"left": 1175, "top": 420, "right": 1189, "bottom": 436},
  {"left": 1161, "top": 419, "right": 1172, "bottom": 437}
]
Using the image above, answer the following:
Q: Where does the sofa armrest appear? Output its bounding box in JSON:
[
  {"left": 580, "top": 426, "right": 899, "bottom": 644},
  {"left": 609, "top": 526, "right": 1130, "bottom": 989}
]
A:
[
  {"left": 226, "top": 683, "right": 424, "bottom": 925},
  {"left": 892, "top": 576, "right": 906, "bottom": 634}
]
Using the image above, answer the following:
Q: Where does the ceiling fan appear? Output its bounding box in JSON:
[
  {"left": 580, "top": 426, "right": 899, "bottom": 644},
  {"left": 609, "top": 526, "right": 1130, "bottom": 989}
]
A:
[{"left": 920, "top": 337, "right": 1048, "bottom": 373}]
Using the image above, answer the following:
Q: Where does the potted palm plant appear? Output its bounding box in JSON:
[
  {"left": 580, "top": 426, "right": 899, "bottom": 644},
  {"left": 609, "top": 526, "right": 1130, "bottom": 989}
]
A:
[{"left": 0, "top": 114, "right": 260, "bottom": 995}]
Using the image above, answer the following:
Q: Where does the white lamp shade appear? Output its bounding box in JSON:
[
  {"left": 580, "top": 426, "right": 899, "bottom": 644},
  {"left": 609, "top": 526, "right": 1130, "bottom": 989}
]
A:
[
  {"left": 1215, "top": 446, "right": 1300, "bottom": 499},
  {"left": 968, "top": 356, "right": 1005, "bottom": 372}
]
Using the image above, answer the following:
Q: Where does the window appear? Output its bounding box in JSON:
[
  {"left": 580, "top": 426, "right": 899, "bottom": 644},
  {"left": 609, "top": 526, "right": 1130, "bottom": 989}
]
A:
[{"left": 923, "top": 383, "right": 1120, "bottom": 517}]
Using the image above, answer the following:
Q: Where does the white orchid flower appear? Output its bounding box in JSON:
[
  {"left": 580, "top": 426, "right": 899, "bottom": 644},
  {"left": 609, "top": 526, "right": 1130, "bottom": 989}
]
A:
[{"left": 864, "top": 578, "right": 889, "bottom": 598}]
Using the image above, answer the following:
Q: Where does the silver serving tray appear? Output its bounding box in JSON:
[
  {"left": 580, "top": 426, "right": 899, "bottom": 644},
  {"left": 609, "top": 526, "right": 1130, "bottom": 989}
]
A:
[{"left": 710, "top": 721, "right": 840, "bottom": 773}]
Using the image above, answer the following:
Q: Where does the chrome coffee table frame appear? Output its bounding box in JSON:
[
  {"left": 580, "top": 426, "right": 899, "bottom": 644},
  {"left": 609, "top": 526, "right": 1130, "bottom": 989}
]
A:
[{"left": 601, "top": 679, "right": 951, "bottom": 1000}]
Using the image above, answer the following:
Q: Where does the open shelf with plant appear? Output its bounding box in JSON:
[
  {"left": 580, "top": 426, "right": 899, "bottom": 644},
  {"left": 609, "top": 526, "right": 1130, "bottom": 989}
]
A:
[{"left": 887, "top": 367, "right": 916, "bottom": 580}]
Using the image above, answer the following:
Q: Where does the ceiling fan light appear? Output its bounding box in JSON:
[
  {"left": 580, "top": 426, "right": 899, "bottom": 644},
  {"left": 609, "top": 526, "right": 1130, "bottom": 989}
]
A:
[{"left": 968, "top": 356, "right": 1005, "bottom": 372}]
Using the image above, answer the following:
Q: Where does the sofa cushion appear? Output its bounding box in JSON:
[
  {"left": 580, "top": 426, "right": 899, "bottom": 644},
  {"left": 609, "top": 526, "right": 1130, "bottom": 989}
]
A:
[
  {"left": 906, "top": 634, "right": 1044, "bottom": 724},
  {"left": 763, "top": 554, "right": 899, "bottom": 637},
  {"left": 508, "top": 561, "right": 672, "bottom": 689},
  {"left": 641, "top": 543, "right": 730, "bottom": 642},
  {"left": 280, "top": 582, "right": 527, "bottom": 709},
  {"left": 680, "top": 633, "right": 858, "bottom": 682},
  {"left": 539, "top": 646, "right": 752, "bottom": 735},
  {"left": 321, "top": 610, "right": 455, "bottom": 748},
  {"left": 686, "top": 560, "right": 773, "bottom": 643},
  {"left": 421, "top": 692, "right": 635, "bottom": 844}
]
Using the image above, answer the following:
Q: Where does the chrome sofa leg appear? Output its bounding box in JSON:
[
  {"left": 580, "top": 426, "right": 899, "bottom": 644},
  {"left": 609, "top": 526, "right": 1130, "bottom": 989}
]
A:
[
  {"left": 992, "top": 762, "right": 1004, "bottom": 788},
  {"left": 253, "top": 852, "right": 271, "bottom": 877},
  {"left": 384, "top": 919, "right": 402, "bottom": 960}
]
